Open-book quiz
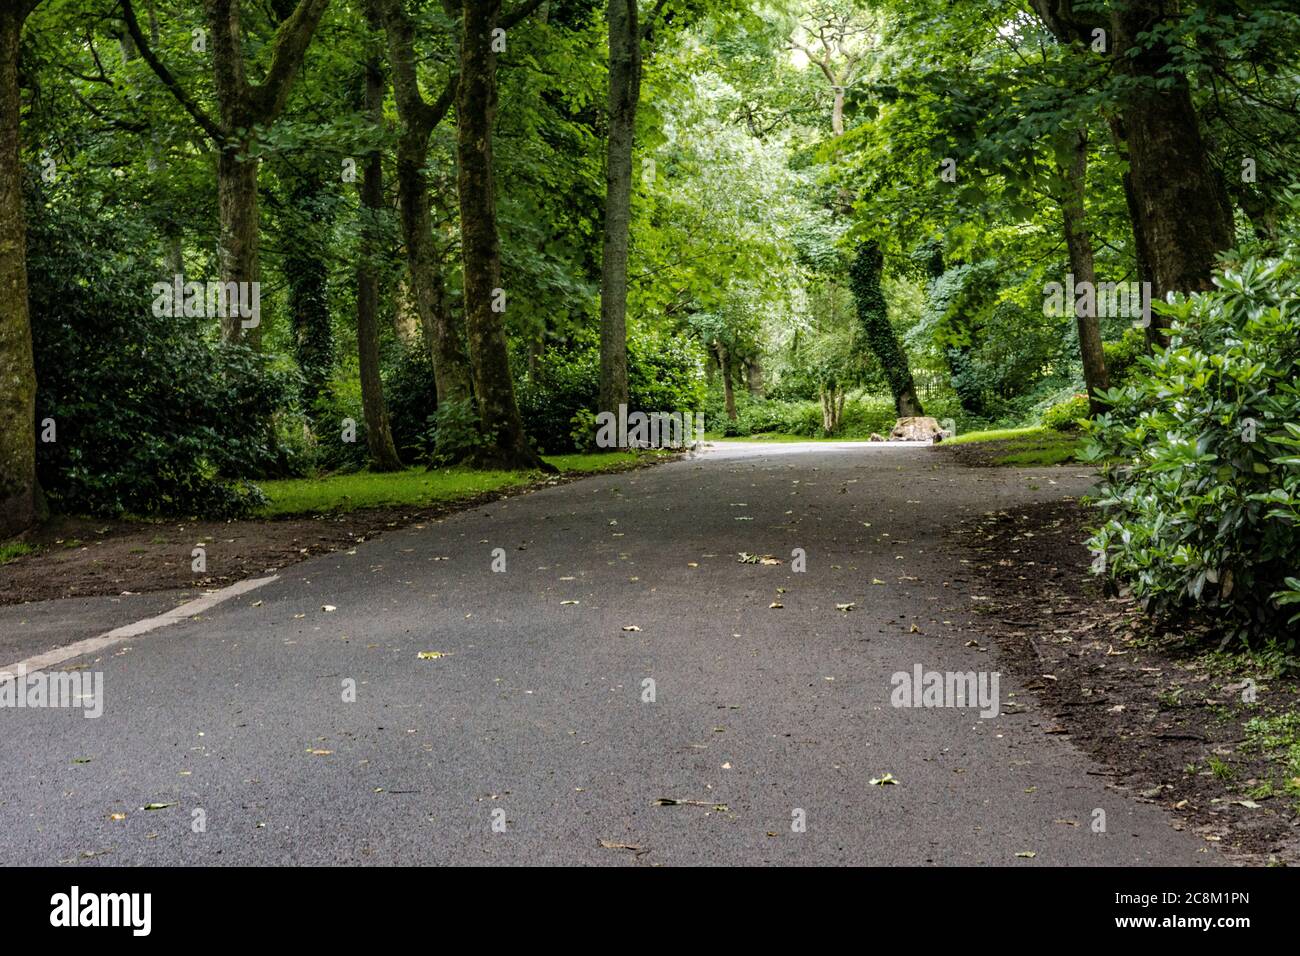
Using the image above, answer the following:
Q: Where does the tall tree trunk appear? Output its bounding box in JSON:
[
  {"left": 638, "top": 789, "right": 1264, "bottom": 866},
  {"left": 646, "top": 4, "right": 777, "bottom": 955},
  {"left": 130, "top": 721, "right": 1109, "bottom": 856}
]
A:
[
  {"left": 597, "top": 0, "right": 640, "bottom": 417},
  {"left": 745, "top": 354, "right": 764, "bottom": 397},
  {"left": 455, "top": 0, "right": 548, "bottom": 471},
  {"left": 356, "top": 12, "right": 402, "bottom": 472},
  {"left": 215, "top": 145, "right": 261, "bottom": 346},
  {"left": 1106, "top": 116, "right": 1163, "bottom": 349},
  {"left": 1111, "top": 0, "right": 1233, "bottom": 304},
  {"left": 395, "top": 133, "right": 474, "bottom": 405},
  {"left": 850, "top": 241, "right": 924, "bottom": 417},
  {"left": 1030, "top": 0, "right": 1233, "bottom": 348},
  {"left": 1053, "top": 129, "right": 1109, "bottom": 414},
  {"left": 0, "top": 2, "right": 45, "bottom": 537}
]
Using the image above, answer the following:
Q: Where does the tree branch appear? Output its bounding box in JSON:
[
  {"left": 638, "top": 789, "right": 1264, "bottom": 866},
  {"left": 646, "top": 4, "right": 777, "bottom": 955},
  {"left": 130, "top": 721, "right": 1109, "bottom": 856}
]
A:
[
  {"left": 248, "top": 0, "right": 332, "bottom": 120},
  {"left": 118, "top": 0, "right": 224, "bottom": 142}
]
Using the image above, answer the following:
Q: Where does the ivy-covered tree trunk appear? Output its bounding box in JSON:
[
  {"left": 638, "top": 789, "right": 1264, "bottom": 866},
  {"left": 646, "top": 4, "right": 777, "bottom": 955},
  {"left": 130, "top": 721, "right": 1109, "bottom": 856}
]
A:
[
  {"left": 282, "top": 167, "right": 333, "bottom": 410},
  {"left": 355, "top": 20, "right": 402, "bottom": 472},
  {"left": 455, "top": 0, "right": 547, "bottom": 471},
  {"left": 0, "top": 1, "right": 45, "bottom": 537},
  {"left": 849, "top": 241, "right": 923, "bottom": 418},
  {"left": 1053, "top": 129, "right": 1109, "bottom": 414},
  {"left": 395, "top": 134, "right": 474, "bottom": 407},
  {"left": 597, "top": 0, "right": 640, "bottom": 418}
]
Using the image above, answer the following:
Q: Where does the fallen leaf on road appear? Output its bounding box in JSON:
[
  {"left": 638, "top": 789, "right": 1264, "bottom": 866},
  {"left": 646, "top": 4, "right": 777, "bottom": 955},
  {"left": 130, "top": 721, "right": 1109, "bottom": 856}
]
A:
[
  {"left": 322, "top": 605, "right": 336, "bottom": 612},
  {"left": 417, "top": 651, "right": 445, "bottom": 660},
  {"left": 769, "top": 602, "right": 784, "bottom": 609},
  {"left": 306, "top": 749, "right": 333, "bottom": 756},
  {"left": 141, "top": 803, "right": 175, "bottom": 811},
  {"left": 561, "top": 600, "right": 580, "bottom": 605},
  {"left": 836, "top": 603, "right": 856, "bottom": 612},
  {"left": 621, "top": 625, "right": 641, "bottom": 632},
  {"left": 1015, "top": 851, "right": 1037, "bottom": 858},
  {"left": 868, "top": 773, "right": 897, "bottom": 786},
  {"left": 599, "top": 839, "right": 648, "bottom": 855},
  {"left": 871, "top": 578, "right": 885, "bottom": 585}
]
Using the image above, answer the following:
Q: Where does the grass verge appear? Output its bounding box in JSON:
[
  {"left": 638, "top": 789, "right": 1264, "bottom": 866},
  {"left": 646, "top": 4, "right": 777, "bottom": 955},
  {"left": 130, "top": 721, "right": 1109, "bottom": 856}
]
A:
[
  {"left": 254, "top": 450, "right": 649, "bottom": 517},
  {"left": 941, "top": 425, "right": 1083, "bottom": 466}
]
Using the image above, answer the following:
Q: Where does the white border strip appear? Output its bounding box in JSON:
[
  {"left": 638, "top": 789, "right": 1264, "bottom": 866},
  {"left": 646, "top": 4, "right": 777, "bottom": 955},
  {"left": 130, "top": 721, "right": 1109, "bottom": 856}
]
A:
[{"left": 0, "top": 575, "right": 278, "bottom": 680}]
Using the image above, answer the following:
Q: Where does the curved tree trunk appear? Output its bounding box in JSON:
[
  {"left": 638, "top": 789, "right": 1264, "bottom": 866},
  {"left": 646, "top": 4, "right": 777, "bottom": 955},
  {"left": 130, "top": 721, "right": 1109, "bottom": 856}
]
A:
[
  {"left": 850, "top": 241, "right": 924, "bottom": 417},
  {"left": 456, "top": 0, "right": 548, "bottom": 471},
  {"left": 395, "top": 135, "right": 474, "bottom": 407},
  {"left": 0, "top": 2, "right": 45, "bottom": 537}
]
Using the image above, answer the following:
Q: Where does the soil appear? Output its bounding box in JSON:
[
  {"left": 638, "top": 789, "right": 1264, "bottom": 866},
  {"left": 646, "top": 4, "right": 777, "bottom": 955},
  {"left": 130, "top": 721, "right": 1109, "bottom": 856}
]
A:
[
  {"left": 953, "top": 498, "right": 1300, "bottom": 864},
  {"left": 0, "top": 457, "right": 671, "bottom": 607}
]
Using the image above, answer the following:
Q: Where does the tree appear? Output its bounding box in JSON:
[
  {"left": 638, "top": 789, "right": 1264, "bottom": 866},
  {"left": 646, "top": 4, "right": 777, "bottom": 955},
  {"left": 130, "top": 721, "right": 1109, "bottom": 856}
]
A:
[
  {"left": 596, "top": 0, "right": 642, "bottom": 417},
  {"left": 455, "top": 0, "right": 548, "bottom": 470},
  {"left": 378, "top": 0, "right": 474, "bottom": 407},
  {"left": 0, "top": 0, "right": 45, "bottom": 537},
  {"left": 122, "top": 0, "right": 330, "bottom": 346},
  {"left": 1029, "top": 0, "right": 1234, "bottom": 336}
]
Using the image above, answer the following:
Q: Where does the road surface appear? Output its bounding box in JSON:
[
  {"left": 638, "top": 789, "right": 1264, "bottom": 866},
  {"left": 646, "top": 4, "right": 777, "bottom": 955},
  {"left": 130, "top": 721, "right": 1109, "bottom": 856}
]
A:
[{"left": 0, "top": 442, "right": 1217, "bottom": 865}]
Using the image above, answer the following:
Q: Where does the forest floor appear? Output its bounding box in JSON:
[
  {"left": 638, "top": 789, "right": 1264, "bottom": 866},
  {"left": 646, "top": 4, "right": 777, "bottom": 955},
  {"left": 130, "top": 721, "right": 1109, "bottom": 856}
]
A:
[{"left": 0, "top": 452, "right": 672, "bottom": 607}]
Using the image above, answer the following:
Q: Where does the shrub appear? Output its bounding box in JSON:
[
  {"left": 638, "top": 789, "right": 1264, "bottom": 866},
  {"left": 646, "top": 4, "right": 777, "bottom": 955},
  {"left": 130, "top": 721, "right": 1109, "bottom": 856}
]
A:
[
  {"left": 517, "top": 329, "right": 704, "bottom": 452},
  {"left": 28, "top": 202, "right": 288, "bottom": 518},
  {"left": 1102, "top": 327, "right": 1147, "bottom": 386},
  {"left": 1084, "top": 250, "right": 1300, "bottom": 645},
  {"left": 429, "top": 399, "right": 487, "bottom": 466},
  {"left": 1041, "top": 394, "right": 1089, "bottom": 431}
]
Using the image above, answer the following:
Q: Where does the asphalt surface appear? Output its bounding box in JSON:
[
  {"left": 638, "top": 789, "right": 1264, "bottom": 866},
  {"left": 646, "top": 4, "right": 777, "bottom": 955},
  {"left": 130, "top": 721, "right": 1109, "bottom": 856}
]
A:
[{"left": 0, "top": 442, "right": 1218, "bottom": 865}]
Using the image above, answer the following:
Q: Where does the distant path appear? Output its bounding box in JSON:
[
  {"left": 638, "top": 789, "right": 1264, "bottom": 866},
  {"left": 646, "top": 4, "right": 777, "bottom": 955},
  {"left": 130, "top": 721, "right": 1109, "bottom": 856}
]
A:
[{"left": 0, "top": 442, "right": 1217, "bottom": 865}]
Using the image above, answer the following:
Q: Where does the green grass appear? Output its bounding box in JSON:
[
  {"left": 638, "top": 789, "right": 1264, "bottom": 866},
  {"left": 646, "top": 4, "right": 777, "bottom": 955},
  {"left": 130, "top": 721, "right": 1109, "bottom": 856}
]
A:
[
  {"left": 943, "top": 425, "right": 1048, "bottom": 445},
  {"left": 943, "top": 425, "right": 1084, "bottom": 466},
  {"left": 1242, "top": 711, "right": 1300, "bottom": 804},
  {"left": 0, "top": 540, "right": 35, "bottom": 565},
  {"left": 254, "top": 451, "right": 646, "bottom": 517}
]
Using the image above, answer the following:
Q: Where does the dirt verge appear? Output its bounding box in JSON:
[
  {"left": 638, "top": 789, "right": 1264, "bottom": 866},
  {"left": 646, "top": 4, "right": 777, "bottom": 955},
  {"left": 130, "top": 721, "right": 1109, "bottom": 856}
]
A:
[
  {"left": 0, "top": 455, "right": 673, "bottom": 607},
  {"left": 953, "top": 498, "right": 1300, "bottom": 865}
]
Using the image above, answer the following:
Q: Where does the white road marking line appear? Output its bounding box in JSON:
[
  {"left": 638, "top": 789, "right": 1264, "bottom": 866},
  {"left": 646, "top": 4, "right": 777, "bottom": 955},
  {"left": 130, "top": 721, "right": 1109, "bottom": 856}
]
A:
[{"left": 0, "top": 575, "right": 279, "bottom": 680}]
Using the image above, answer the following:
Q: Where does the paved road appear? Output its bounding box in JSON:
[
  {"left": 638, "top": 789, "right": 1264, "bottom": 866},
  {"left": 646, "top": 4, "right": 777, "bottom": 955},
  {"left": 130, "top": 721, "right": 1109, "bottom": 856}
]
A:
[{"left": 0, "top": 442, "right": 1217, "bottom": 865}]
